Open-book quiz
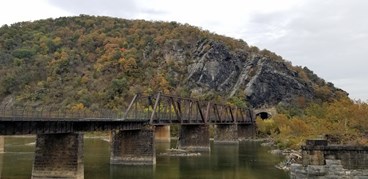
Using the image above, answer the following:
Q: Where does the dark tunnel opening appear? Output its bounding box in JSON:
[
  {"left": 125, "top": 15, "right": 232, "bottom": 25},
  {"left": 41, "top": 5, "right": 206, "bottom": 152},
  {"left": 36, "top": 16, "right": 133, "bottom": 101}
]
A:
[{"left": 256, "top": 112, "right": 271, "bottom": 120}]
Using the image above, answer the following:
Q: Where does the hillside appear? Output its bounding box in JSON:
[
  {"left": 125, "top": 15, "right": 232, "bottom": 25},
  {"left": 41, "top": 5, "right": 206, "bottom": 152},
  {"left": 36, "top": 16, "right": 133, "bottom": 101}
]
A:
[{"left": 0, "top": 15, "right": 347, "bottom": 110}]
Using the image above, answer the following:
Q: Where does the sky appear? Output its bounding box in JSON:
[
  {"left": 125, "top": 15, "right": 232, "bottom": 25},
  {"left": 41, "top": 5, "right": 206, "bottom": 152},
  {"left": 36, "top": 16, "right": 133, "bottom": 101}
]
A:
[{"left": 0, "top": 0, "right": 367, "bottom": 100}]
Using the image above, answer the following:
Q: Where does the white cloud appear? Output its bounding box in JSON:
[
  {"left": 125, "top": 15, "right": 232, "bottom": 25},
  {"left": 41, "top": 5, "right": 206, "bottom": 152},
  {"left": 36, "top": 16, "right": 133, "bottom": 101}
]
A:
[
  {"left": 46, "top": 0, "right": 138, "bottom": 18},
  {"left": 0, "top": 0, "right": 71, "bottom": 26},
  {"left": 240, "top": 0, "right": 368, "bottom": 100},
  {"left": 333, "top": 78, "right": 368, "bottom": 100}
]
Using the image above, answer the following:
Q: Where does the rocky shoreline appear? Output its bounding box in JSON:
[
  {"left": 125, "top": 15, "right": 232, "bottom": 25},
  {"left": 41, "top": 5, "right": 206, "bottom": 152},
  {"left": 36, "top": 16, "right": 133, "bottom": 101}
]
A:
[{"left": 260, "top": 140, "right": 302, "bottom": 172}]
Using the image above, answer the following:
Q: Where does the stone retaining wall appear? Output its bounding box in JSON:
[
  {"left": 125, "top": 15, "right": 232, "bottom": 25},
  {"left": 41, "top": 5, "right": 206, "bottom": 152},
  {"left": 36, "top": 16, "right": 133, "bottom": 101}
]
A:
[
  {"left": 291, "top": 140, "right": 368, "bottom": 178},
  {"left": 291, "top": 160, "right": 368, "bottom": 179}
]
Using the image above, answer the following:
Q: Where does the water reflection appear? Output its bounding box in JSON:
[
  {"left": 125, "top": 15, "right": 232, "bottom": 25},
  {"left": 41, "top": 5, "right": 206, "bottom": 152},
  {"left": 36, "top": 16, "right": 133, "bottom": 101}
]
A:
[
  {"left": 1, "top": 137, "right": 289, "bottom": 179},
  {"left": 156, "top": 140, "right": 171, "bottom": 152},
  {"left": 110, "top": 165, "right": 155, "bottom": 179},
  {"left": 0, "top": 136, "right": 4, "bottom": 153},
  {"left": 2, "top": 137, "right": 35, "bottom": 179},
  {"left": 210, "top": 143, "right": 240, "bottom": 178},
  {"left": 0, "top": 136, "right": 3, "bottom": 177},
  {"left": 238, "top": 141, "right": 288, "bottom": 179},
  {"left": 0, "top": 152, "right": 3, "bottom": 178}
]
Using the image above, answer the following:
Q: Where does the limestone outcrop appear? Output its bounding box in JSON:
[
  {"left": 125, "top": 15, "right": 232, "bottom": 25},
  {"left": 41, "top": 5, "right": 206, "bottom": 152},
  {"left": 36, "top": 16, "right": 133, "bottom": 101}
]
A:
[{"left": 165, "top": 40, "right": 346, "bottom": 107}]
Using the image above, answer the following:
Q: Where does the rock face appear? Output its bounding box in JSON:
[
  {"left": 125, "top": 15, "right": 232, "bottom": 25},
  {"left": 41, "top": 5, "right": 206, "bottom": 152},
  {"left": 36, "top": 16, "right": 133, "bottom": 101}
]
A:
[
  {"left": 244, "top": 59, "right": 314, "bottom": 107},
  {"left": 175, "top": 40, "right": 342, "bottom": 107}
]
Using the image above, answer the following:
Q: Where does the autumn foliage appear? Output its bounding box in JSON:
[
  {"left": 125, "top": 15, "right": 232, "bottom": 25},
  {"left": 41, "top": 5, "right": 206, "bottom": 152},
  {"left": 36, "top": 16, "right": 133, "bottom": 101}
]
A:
[
  {"left": 257, "top": 98, "right": 368, "bottom": 149},
  {"left": 0, "top": 15, "right": 346, "bottom": 112}
]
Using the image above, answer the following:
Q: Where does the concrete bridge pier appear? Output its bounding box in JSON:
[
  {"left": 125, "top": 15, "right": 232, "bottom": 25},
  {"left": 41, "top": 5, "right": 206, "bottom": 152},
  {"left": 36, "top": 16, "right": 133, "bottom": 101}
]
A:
[
  {"left": 238, "top": 124, "right": 256, "bottom": 140},
  {"left": 31, "top": 133, "right": 84, "bottom": 179},
  {"left": 0, "top": 136, "right": 4, "bottom": 153},
  {"left": 214, "top": 124, "right": 239, "bottom": 144},
  {"left": 178, "top": 125, "right": 210, "bottom": 152},
  {"left": 110, "top": 126, "right": 156, "bottom": 165},
  {"left": 155, "top": 125, "right": 170, "bottom": 142}
]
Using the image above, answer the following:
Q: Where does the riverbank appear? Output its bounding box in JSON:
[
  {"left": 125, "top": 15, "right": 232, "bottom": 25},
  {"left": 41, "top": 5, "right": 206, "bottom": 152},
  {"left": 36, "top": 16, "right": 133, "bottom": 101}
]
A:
[
  {"left": 268, "top": 139, "right": 368, "bottom": 178},
  {"left": 259, "top": 138, "right": 302, "bottom": 172}
]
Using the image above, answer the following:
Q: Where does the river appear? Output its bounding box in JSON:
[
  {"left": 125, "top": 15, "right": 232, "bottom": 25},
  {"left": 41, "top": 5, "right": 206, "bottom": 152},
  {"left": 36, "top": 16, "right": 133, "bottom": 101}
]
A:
[{"left": 0, "top": 136, "right": 289, "bottom": 179}]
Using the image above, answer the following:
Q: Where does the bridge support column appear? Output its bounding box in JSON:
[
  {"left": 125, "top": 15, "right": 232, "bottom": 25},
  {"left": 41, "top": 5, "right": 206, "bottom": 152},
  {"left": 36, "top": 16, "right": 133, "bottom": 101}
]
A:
[
  {"left": 110, "top": 126, "right": 155, "bottom": 165},
  {"left": 0, "top": 136, "right": 4, "bottom": 153},
  {"left": 214, "top": 124, "right": 239, "bottom": 144},
  {"left": 31, "top": 133, "right": 84, "bottom": 179},
  {"left": 238, "top": 124, "right": 256, "bottom": 140},
  {"left": 178, "top": 125, "right": 210, "bottom": 152},
  {"left": 155, "top": 125, "right": 170, "bottom": 142}
]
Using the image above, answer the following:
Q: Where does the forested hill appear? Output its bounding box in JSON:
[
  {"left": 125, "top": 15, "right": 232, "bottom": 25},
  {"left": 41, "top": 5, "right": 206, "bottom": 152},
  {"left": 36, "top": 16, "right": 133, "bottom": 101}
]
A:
[{"left": 0, "top": 15, "right": 347, "bottom": 110}]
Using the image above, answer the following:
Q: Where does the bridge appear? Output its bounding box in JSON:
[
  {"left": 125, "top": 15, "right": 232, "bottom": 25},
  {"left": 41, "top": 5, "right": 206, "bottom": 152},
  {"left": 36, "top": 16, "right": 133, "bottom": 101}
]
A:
[{"left": 0, "top": 93, "right": 256, "bottom": 179}]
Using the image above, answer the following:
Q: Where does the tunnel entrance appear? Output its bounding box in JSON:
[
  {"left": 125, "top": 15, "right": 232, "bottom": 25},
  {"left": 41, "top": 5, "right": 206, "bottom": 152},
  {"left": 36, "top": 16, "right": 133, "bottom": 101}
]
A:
[{"left": 256, "top": 112, "right": 271, "bottom": 120}]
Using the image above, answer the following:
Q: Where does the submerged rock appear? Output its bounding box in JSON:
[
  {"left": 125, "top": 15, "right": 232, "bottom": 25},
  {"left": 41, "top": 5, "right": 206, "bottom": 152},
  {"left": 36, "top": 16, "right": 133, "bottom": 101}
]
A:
[{"left": 159, "top": 148, "right": 201, "bottom": 157}]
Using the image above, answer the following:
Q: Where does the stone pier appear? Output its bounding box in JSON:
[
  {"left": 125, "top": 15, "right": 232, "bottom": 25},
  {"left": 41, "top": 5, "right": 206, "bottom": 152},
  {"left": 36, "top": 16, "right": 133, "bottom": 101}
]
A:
[
  {"left": 0, "top": 136, "right": 4, "bottom": 153},
  {"left": 110, "top": 126, "right": 155, "bottom": 165},
  {"left": 214, "top": 124, "right": 238, "bottom": 144},
  {"left": 155, "top": 125, "right": 170, "bottom": 142},
  {"left": 178, "top": 125, "right": 210, "bottom": 152},
  {"left": 237, "top": 124, "right": 256, "bottom": 140},
  {"left": 301, "top": 139, "right": 328, "bottom": 166},
  {"left": 31, "top": 133, "right": 84, "bottom": 179}
]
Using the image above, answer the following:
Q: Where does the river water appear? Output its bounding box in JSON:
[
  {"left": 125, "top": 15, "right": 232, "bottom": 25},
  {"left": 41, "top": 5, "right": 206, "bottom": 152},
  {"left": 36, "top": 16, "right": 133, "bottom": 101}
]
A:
[{"left": 0, "top": 137, "right": 289, "bottom": 179}]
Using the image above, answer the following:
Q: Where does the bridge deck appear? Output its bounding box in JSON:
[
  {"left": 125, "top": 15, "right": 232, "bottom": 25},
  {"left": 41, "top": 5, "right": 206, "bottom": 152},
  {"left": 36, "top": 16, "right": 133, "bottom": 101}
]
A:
[
  {"left": 0, "top": 118, "right": 149, "bottom": 135},
  {"left": 0, "top": 93, "right": 255, "bottom": 135}
]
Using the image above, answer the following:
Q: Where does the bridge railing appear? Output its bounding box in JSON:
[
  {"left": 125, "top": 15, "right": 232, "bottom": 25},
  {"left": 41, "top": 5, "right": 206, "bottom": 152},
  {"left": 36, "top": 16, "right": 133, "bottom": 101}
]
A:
[
  {"left": 150, "top": 94, "right": 208, "bottom": 124},
  {"left": 174, "top": 96, "right": 208, "bottom": 124},
  {"left": 0, "top": 93, "right": 255, "bottom": 124},
  {"left": 234, "top": 107, "right": 255, "bottom": 124},
  {"left": 205, "top": 103, "right": 255, "bottom": 124},
  {"left": 145, "top": 93, "right": 254, "bottom": 125},
  {"left": 0, "top": 106, "right": 122, "bottom": 120},
  {"left": 207, "top": 103, "right": 235, "bottom": 124},
  {"left": 123, "top": 93, "right": 156, "bottom": 121}
]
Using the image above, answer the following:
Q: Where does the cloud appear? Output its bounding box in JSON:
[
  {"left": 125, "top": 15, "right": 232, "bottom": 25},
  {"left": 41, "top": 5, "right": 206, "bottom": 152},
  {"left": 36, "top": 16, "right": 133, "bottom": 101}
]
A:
[
  {"left": 140, "top": 8, "right": 166, "bottom": 16},
  {"left": 333, "top": 78, "right": 368, "bottom": 100},
  {"left": 0, "top": 0, "right": 71, "bottom": 26},
  {"left": 46, "top": 0, "right": 139, "bottom": 18},
  {"left": 241, "top": 0, "right": 368, "bottom": 100}
]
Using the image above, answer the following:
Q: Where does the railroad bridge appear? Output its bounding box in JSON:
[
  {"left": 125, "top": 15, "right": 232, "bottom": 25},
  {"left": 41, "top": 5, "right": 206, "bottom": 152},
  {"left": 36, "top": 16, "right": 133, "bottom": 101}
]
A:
[{"left": 0, "top": 93, "right": 256, "bottom": 179}]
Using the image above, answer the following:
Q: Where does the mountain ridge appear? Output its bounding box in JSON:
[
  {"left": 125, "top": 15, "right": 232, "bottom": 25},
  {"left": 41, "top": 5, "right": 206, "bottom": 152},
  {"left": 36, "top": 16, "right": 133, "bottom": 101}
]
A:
[{"left": 0, "top": 15, "right": 347, "bottom": 110}]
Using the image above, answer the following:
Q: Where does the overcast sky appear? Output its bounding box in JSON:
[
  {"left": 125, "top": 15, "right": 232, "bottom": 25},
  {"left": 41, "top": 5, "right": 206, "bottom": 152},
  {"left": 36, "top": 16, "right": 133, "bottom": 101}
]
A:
[{"left": 0, "top": 0, "right": 367, "bottom": 100}]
